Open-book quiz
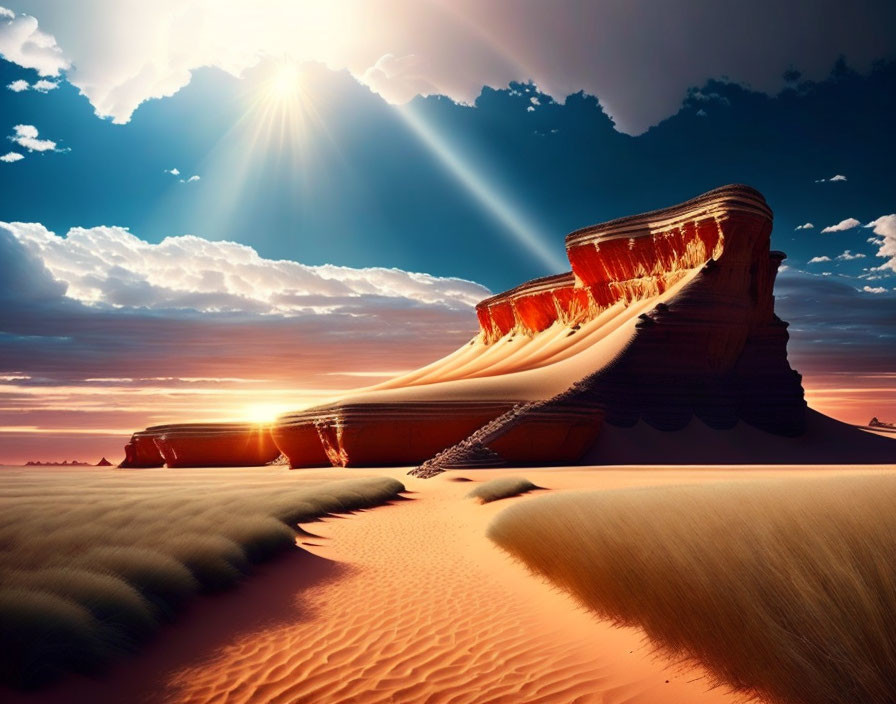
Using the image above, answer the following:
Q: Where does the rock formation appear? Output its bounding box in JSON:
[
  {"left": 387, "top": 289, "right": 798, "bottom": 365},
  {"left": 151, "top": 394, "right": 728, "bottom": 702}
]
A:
[
  {"left": 273, "top": 185, "right": 811, "bottom": 470},
  {"left": 96, "top": 457, "right": 112, "bottom": 466},
  {"left": 870, "top": 417, "right": 896, "bottom": 430},
  {"left": 119, "top": 423, "right": 280, "bottom": 468}
]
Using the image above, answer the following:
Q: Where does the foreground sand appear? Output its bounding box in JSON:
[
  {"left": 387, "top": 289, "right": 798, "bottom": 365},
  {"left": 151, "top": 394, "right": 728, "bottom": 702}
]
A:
[{"left": 10, "top": 464, "right": 894, "bottom": 704}]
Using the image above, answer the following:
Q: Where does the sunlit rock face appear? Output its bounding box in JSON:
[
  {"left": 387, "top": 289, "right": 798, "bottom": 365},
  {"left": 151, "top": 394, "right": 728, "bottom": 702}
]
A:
[
  {"left": 119, "top": 423, "right": 280, "bottom": 468},
  {"left": 120, "top": 426, "right": 168, "bottom": 468},
  {"left": 476, "top": 273, "right": 590, "bottom": 341},
  {"left": 270, "top": 184, "right": 806, "bottom": 470},
  {"left": 555, "top": 185, "right": 805, "bottom": 435},
  {"left": 273, "top": 402, "right": 517, "bottom": 468},
  {"left": 273, "top": 400, "right": 604, "bottom": 469},
  {"left": 121, "top": 185, "right": 807, "bottom": 469}
]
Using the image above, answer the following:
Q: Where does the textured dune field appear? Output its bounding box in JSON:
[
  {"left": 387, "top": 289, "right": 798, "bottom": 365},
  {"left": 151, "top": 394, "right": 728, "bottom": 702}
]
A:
[
  {"left": 5, "top": 464, "right": 894, "bottom": 704},
  {"left": 0, "top": 467, "right": 403, "bottom": 689}
]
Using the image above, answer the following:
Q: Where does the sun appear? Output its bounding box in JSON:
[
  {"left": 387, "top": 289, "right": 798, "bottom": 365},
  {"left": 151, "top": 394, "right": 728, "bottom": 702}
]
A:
[
  {"left": 243, "top": 403, "right": 289, "bottom": 425},
  {"left": 267, "top": 62, "right": 300, "bottom": 100},
  {"left": 247, "top": 59, "right": 319, "bottom": 150}
]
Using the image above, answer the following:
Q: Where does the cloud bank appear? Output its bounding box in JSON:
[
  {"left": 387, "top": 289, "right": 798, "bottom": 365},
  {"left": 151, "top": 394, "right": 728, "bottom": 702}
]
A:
[
  {"left": 4, "top": 222, "right": 490, "bottom": 315},
  {"left": 4, "top": 1, "right": 895, "bottom": 133},
  {"left": 0, "top": 222, "right": 490, "bottom": 449}
]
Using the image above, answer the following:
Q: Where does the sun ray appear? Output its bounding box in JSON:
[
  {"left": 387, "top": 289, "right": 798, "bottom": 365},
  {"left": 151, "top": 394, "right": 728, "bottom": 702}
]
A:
[{"left": 396, "top": 103, "right": 566, "bottom": 273}]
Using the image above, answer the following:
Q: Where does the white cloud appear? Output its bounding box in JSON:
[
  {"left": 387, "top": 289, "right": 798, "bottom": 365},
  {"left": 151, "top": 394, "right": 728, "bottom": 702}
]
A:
[
  {"left": 8, "top": 124, "right": 59, "bottom": 152},
  {"left": 1, "top": 222, "right": 491, "bottom": 315},
  {"left": 836, "top": 250, "right": 866, "bottom": 261},
  {"left": 0, "top": 151, "right": 23, "bottom": 162},
  {"left": 11, "top": 2, "right": 896, "bottom": 133},
  {"left": 0, "top": 7, "right": 69, "bottom": 76},
  {"left": 32, "top": 78, "right": 58, "bottom": 92},
  {"left": 361, "top": 53, "right": 439, "bottom": 105},
  {"left": 866, "top": 215, "right": 896, "bottom": 274},
  {"left": 795, "top": 222, "right": 814, "bottom": 230},
  {"left": 814, "top": 174, "right": 848, "bottom": 183},
  {"left": 862, "top": 286, "right": 888, "bottom": 294},
  {"left": 6, "top": 77, "right": 58, "bottom": 92},
  {"left": 165, "top": 167, "right": 180, "bottom": 176},
  {"left": 807, "top": 255, "right": 831, "bottom": 264},
  {"left": 821, "top": 218, "right": 861, "bottom": 233},
  {"left": 180, "top": 174, "right": 200, "bottom": 183}
]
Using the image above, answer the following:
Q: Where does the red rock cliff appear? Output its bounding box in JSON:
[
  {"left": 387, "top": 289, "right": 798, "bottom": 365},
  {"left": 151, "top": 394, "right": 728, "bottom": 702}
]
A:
[
  {"left": 272, "top": 185, "right": 809, "bottom": 470},
  {"left": 120, "top": 423, "right": 280, "bottom": 468}
]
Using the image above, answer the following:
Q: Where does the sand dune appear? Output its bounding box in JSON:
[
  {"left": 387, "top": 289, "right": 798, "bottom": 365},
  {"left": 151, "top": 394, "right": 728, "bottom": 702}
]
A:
[
  {"left": 14, "top": 465, "right": 889, "bottom": 704},
  {"left": 145, "top": 469, "right": 735, "bottom": 704},
  {"left": 0, "top": 467, "right": 404, "bottom": 689},
  {"left": 368, "top": 287, "right": 690, "bottom": 399},
  {"left": 489, "top": 473, "right": 896, "bottom": 704}
]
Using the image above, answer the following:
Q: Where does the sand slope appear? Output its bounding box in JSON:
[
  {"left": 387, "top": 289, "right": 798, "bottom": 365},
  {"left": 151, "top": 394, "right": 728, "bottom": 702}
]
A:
[
  {"left": 348, "top": 271, "right": 701, "bottom": 404},
  {"left": 8, "top": 466, "right": 829, "bottom": 704},
  {"left": 163, "top": 469, "right": 739, "bottom": 704}
]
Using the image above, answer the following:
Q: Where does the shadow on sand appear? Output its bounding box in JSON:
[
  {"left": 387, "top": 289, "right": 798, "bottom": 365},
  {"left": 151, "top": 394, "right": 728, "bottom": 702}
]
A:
[{"left": 4, "top": 548, "right": 350, "bottom": 704}]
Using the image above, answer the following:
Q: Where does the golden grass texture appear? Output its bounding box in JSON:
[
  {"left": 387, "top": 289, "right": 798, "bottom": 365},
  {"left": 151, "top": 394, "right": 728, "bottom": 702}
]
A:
[
  {"left": 466, "top": 477, "right": 542, "bottom": 504},
  {"left": 0, "top": 467, "right": 404, "bottom": 689},
  {"left": 487, "top": 474, "right": 896, "bottom": 704}
]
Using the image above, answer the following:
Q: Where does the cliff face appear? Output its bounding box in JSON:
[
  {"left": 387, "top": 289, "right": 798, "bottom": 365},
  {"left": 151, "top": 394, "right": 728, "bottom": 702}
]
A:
[
  {"left": 552, "top": 186, "right": 805, "bottom": 436},
  {"left": 119, "top": 423, "right": 280, "bottom": 468},
  {"left": 271, "top": 185, "right": 808, "bottom": 470},
  {"left": 120, "top": 186, "right": 821, "bottom": 469}
]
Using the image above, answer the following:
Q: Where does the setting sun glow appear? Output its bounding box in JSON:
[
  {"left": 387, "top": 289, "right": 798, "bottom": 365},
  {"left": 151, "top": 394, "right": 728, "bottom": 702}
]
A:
[{"left": 243, "top": 403, "right": 290, "bottom": 424}]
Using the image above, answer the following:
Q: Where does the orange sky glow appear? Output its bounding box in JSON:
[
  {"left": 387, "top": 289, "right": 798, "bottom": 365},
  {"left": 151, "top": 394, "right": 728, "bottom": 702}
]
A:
[{"left": 1, "top": 367, "right": 890, "bottom": 465}]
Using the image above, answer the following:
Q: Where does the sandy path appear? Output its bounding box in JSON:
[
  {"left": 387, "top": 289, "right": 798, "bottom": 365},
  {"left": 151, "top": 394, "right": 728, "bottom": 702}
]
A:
[{"left": 152, "top": 468, "right": 754, "bottom": 704}]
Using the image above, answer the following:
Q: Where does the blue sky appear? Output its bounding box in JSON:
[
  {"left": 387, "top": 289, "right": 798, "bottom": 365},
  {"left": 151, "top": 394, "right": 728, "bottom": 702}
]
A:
[
  {"left": 0, "top": 2, "right": 894, "bottom": 460},
  {"left": 1, "top": 56, "right": 895, "bottom": 290}
]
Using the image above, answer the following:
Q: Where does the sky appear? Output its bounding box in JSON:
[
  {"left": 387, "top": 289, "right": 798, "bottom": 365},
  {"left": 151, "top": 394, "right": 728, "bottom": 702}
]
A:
[{"left": 0, "top": 1, "right": 895, "bottom": 462}]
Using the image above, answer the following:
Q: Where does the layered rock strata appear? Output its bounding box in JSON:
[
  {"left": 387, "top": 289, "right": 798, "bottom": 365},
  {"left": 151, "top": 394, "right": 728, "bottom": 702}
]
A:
[
  {"left": 120, "top": 423, "right": 280, "bottom": 468},
  {"left": 273, "top": 184, "right": 807, "bottom": 470}
]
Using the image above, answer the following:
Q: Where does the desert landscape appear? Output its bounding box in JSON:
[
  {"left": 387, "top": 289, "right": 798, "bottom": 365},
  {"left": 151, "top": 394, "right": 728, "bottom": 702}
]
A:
[
  {"left": 3, "top": 465, "right": 895, "bottom": 704},
  {"left": 2, "top": 3, "right": 895, "bottom": 702},
  {"left": 2, "top": 184, "right": 895, "bottom": 703}
]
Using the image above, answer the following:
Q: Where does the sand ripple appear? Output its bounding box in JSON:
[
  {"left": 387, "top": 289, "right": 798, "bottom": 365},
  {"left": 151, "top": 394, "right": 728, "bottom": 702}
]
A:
[{"left": 158, "top": 476, "right": 735, "bottom": 704}]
